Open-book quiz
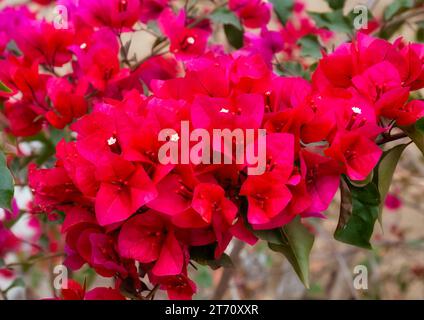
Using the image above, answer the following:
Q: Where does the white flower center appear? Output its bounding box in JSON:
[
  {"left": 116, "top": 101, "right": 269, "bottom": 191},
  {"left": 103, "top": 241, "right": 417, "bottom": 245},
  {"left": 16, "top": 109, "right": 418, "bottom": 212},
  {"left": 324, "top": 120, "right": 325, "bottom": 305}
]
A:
[
  {"left": 186, "top": 37, "right": 195, "bottom": 45},
  {"left": 107, "top": 137, "right": 117, "bottom": 145},
  {"left": 352, "top": 106, "right": 362, "bottom": 115}
]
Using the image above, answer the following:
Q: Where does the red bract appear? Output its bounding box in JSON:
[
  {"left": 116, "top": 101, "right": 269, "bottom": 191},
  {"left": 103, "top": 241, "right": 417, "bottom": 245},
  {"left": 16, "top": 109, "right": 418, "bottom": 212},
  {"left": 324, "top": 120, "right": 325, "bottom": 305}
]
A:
[
  {"left": 29, "top": 164, "right": 86, "bottom": 214},
  {"left": 71, "top": 28, "right": 129, "bottom": 91},
  {"left": 3, "top": 100, "right": 43, "bottom": 137},
  {"left": 3, "top": 0, "right": 421, "bottom": 301},
  {"left": 151, "top": 273, "right": 196, "bottom": 300},
  {"left": 45, "top": 78, "right": 88, "bottom": 129},
  {"left": 95, "top": 155, "right": 157, "bottom": 226},
  {"left": 301, "top": 150, "right": 340, "bottom": 214},
  {"left": 325, "top": 129, "right": 382, "bottom": 181},
  {"left": 118, "top": 211, "right": 185, "bottom": 276},
  {"left": 158, "top": 9, "right": 210, "bottom": 58},
  {"left": 0, "top": 222, "right": 20, "bottom": 258},
  {"left": 229, "top": 0, "right": 271, "bottom": 29},
  {"left": 61, "top": 280, "right": 126, "bottom": 300},
  {"left": 15, "top": 20, "right": 74, "bottom": 67},
  {"left": 78, "top": 0, "right": 141, "bottom": 30},
  {"left": 139, "top": 0, "right": 169, "bottom": 23},
  {"left": 313, "top": 33, "right": 424, "bottom": 126}
]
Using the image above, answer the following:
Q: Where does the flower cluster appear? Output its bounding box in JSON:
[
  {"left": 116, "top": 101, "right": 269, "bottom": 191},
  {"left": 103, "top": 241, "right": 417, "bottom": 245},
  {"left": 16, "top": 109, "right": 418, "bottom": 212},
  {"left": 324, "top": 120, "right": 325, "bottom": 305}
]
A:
[{"left": 1, "top": 0, "right": 424, "bottom": 300}]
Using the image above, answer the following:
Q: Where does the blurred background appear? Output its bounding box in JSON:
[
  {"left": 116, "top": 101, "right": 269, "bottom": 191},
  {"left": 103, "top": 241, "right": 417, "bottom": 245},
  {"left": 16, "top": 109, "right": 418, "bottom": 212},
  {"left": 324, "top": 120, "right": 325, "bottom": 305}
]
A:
[{"left": 0, "top": 0, "right": 423, "bottom": 300}]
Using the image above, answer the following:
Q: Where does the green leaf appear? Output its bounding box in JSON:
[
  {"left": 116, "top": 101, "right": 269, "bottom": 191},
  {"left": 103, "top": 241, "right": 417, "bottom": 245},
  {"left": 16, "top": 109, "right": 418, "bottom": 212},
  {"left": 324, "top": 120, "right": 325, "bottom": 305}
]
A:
[
  {"left": 334, "top": 179, "right": 380, "bottom": 249},
  {"left": 375, "top": 143, "right": 408, "bottom": 224},
  {"left": 325, "top": 0, "right": 345, "bottom": 10},
  {"left": 195, "top": 266, "right": 213, "bottom": 288},
  {"left": 401, "top": 118, "right": 424, "bottom": 156},
  {"left": 146, "top": 21, "right": 161, "bottom": 35},
  {"left": 253, "top": 228, "right": 285, "bottom": 245},
  {"left": 416, "top": 117, "right": 424, "bottom": 132},
  {"left": 0, "top": 152, "right": 14, "bottom": 210},
  {"left": 383, "top": 0, "right": 415, "bottom": 21},
  {"left": 190, "top": 245, "right": 234, "bottom": 270},
  {"left": 308, "top": 10, "right": 353, "bottom": 34},
  {"left": 270, "top": 0, "right": 294, "bottom": 24},
  {"left": 416, "top": 21, "right": 424, "bottom": 42},
  {"left": 298, "top": 35, "right": 322, "bottom": 59},
  {"left": 4, "top": 278, "right": 25, "bottom": 293},
  {"left": 379, "top": 20, "right": 404, "bottom": 39},
  {"left": 0, "top": 80, "right": 12, "bottom": 93},
  {"left": 268, "top": 216, "right": 314, "bottom": 288},
  {"left": 276, "top": 61, "right": 310, "bottom": 80},
  {"left": 224, "top": 24, "right": 244, "bottom": 49},
  {"left": 210, "top": 7, "right": 242, "bottom": 29}
]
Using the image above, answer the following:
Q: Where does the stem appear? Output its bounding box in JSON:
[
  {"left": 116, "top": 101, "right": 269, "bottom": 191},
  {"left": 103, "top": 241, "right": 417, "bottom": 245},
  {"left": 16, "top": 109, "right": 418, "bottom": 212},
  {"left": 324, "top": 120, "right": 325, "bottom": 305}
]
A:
[
  {"left": 377, "top": 132, "right": 408, "bottom": 145},
  {"left": 212, "top": 240, "right": 244, "bottom": 300},
  {"left": 373, "top": 7, "right": 424, "bottom": 36},
  {"left": 145, "top": 284, "right": 159, "bottom": 300},
  {"left": 118, "top": 32, "right": 132, "bottom": 68},
  {"left": 5, "top": 252, "right": 65, "bottom": 269},
  {"left": 131, "top": 39, "right": 169, "bottom": 72},
  {"left": 187, "top": 1, "right": 228, "bottom": 28},
  {"left": 0, "top": 290, "right": 8, "bottom": 300}
]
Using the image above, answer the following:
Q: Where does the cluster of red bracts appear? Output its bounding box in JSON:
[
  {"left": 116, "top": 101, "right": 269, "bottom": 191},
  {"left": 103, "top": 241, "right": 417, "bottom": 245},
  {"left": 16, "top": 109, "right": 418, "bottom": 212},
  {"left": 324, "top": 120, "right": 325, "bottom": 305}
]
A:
[{"left": 2, "top": 0, "right": 424, "bottom": 300}]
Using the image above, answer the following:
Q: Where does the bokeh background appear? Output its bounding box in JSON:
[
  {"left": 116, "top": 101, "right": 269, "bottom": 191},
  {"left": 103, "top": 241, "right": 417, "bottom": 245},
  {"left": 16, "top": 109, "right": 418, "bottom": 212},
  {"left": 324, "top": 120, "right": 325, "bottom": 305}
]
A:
[{"left": 0, "top": 0, "right": 423, "bottom": 300}]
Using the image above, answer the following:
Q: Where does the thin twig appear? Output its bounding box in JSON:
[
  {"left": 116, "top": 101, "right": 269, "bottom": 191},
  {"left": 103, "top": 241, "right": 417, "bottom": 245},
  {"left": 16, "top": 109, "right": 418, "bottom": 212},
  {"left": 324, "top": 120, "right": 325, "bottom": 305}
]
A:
[{"left": 212, "top": 240, "right": 244, "bottom": 300}]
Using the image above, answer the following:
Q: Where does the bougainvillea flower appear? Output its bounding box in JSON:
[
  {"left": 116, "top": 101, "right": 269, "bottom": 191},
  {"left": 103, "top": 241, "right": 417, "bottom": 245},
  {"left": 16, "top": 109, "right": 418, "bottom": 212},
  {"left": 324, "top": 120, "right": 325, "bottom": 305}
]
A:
[
  {"left": 45, "top": 77, "right": 88, "bottom": 129},
  {"left": 301, "top": 149, "right": 340, "bottom": 214},
  {"left": 128, "top": 55, "right": 180, "bottom": 90},
  {"left": 82, "top": 232, "right": 128, "bottom": 277},
  {"left": 325, "top": 130, "right": 382, "bottom": 181},
  {"left": 71, "top": 28, "right": 129, "bottom": 91},
  {"left": 380, "top": 99, "right": 424, "bottom": 126},
  {"left": 83, "top": 287, "right": 127, "bottom": 300},
  {"left": 240, "top": 173, "right": 292, "bottom": 226},
  {"left": 147, "top": 168, "right": 198, "bottom": 216},
  {"left": 118, "top": 211, "right": 185, "bottom": 276},
  {"left": 140, "top": 0, "right": 169, "bottom": 23},
  {"left": 384, "top": 193, "right": 402, "bottom": 210},
  {"left": 229, "top": 0, "right": 271, "bottom": 29},
  {"left": 243, "top": 28, "right": 284, "bottom": 66},
  {"left": 0, "top": 32, "right": 7, "bottom": 54},
  {"left": 61, "top": 280, "right": 126, "bottom": 300},
  {"left": 3, "top": 100, "right": 43, "bottom": 137},
  {"left": 56, "top": 141, "right": 99, "bottom": 197},
  {"left": 401, "top": 43, "right": 424, "bottom": 90},
  {"left": 78, "top": 0, "right": 141, "bottom": 29},
  {"left": 152, "top": 273, "right": 196, "bottom": 300},
  {"left": 190, "top": 183, "right": 239, "bottom": 257},
  {"left": 94, "top": 155, "right": 157, "bottom": 226},
  {"left": 29, "top": 164, "right": 86, "bottom": 214},
  {"left": 0, "top": 222, "right": 20, "bottom": 258},
  {"left": 352, "top": 61, "right": 402, "bottom": 103},
  {"left": 6, "top": 60, "right": 49, "bottom": 113},
  {"left": 158, "top": 9, "right": 210, "bottom": 58},
  {"left": 64, "top": 224, "right": 101, "bottom": 270},
  {"left": 14, "top": 20, "right": 74, "bottom": 67},
  {"left": 71, "top": 107, "right": 130, "bottom": 163},
  {"left": 191, "top": 183, "right": 237, "bottom": 225},
  {"left": 191, "top": 93, "right": 264, "bottom": 132}
]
